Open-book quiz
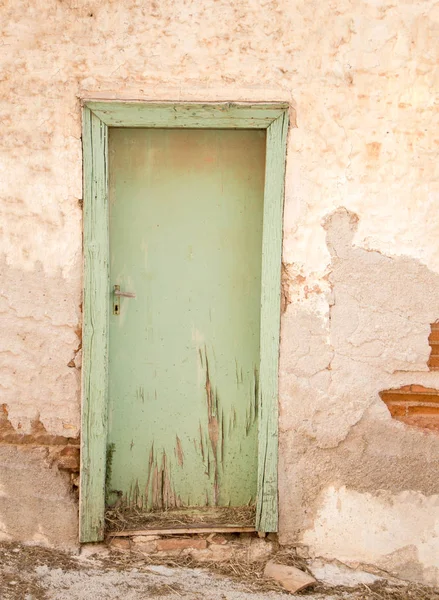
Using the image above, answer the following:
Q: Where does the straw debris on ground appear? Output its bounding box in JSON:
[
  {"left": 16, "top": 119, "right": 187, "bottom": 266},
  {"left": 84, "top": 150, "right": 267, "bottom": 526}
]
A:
[
  {"left": 1, "top": 541, "right": 439, "bottom": 599},
  {"left": 103, "top": 546, "right": 439, "bottom": 599}
]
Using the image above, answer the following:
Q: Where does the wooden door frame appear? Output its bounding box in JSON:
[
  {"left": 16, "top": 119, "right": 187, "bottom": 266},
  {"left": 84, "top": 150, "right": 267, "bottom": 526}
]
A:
[{"left": 80, "top": 101, "right": 289, "bottom": 543}]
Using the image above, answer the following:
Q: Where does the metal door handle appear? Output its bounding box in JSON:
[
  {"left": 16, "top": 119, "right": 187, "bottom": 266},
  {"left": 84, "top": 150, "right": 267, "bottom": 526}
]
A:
[
  {"left": 113, "top": 285, "right": 136, "bottom": 315},
  {"left": 114, "top": 290, "right": 136, "bottom": 298}
]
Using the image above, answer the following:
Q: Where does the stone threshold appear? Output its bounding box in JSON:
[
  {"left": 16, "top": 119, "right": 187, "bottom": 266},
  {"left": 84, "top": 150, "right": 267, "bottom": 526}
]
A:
[{"left": 109, "top": 530, "right": 275, "bottom": 563}]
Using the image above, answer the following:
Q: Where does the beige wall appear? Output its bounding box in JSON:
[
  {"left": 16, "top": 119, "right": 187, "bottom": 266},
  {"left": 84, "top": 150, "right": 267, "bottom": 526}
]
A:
[{"left": 1, "top": 0, "right": 439, "bottom": 584}]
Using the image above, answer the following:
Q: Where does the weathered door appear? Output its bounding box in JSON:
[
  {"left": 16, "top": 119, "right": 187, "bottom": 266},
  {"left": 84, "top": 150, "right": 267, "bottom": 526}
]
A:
[{"left": 107, "top": 128, "right": 265, "bottom": 511}]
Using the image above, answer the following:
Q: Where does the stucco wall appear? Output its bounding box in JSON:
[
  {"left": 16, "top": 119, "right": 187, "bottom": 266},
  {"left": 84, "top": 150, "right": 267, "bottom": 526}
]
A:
[{"left": 1, "top": 0, "right": 439, "bottom": 584}]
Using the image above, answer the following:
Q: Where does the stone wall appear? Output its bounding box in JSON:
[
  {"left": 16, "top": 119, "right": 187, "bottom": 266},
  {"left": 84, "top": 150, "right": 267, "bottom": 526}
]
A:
[{"left": 1, "top": 0, "right": 439, "bottom": 584}]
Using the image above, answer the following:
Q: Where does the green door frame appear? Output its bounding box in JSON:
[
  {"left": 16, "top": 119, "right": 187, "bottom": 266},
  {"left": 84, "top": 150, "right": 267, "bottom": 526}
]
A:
[{"left": 80, "top": 101, "right": 289, "bottom": 543}]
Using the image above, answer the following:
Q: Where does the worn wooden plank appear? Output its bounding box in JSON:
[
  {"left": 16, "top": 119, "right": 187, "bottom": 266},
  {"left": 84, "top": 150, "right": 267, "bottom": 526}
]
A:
[
  {"left": 256, "top": 111, "right": 289, "bottom": 532},
  {"left": 110, "top": 526, "right": 256, "bottom": 537},
  {"left": 85, "top": 101, "right": 288, "bottom": 129},
  {"left": 80, "top": 107, "right": 110, "bottom": 543}
]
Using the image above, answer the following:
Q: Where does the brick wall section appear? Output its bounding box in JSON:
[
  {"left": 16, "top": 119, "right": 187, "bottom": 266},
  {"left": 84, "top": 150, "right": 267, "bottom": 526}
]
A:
[
  {"left": 380, "top": 385, "right": 439, "bottom": 432},
  {"left": 0, "top": 404, "right": 79, "bottom": 448},
  {"left": 380, "top": 324, "right": 439, "bottom": 432},
  {"left": 0, "top": 404, "right": 80, "bottom": 475},
  {"left": 428, "top": 323, "right": 439, "bottom": 370}
]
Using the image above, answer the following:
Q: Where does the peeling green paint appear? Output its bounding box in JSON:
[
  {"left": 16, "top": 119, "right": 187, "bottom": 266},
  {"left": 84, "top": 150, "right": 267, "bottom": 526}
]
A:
[{"left": 106, "top": 128, "right": 264, "bottom": 510}]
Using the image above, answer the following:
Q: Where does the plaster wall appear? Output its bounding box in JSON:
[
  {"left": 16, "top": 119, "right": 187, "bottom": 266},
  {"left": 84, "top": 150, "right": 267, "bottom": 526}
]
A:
[{"left": 1, "top": 0, "right": 439, "bottom": 583}]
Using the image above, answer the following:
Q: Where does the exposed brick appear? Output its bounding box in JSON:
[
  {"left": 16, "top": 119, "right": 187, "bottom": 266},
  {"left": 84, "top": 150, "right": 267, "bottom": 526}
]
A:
[
  {"left": 0, "top": 406, "right": 79, "bottom": 447},
  {"left": 408, "top": 405, "right": 439, "bottom": 415},
  {"left": 156, "top": 538, "right": 207, "bottom": 551},
  {"left": 380, "top": 391, "right": 439, "bottom": 404},
  {"left": 428, "top": 356, "right": 439, "bottom": 369},
  {"left": 110, "top": 538, "right": 131, "bottom": 551},
  {"left": 385, "top": 403, "right": 407, "bottom": 417},
  {"left": 428, "top": 324, "right": 439, "bottom": 369},
  {"left": 207, "top": 534, "right": 227, "bottom": 545},
  {"left": 133, "top": 540, "right": 158, "bottom": 553},
  {"left": 190, "top": 544, "right": 235, "bottom": 562},
  {"left": 185, "top": 548, "right": 213, "bottom": 562},
  {"left": 410, "top": 385, "right": 439, "bottom": 393},
  {"left": 209, "top": 544, "right": 235, "bottom": 561},
  {"left": 57, "top": 446, "right": 80, "bottom": 471},
  {"left": 380, "top": 385, "right": 439, "bottom": 432}
]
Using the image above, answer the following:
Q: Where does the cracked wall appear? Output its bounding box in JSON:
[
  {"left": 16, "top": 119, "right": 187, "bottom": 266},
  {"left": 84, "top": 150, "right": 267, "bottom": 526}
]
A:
[
  {"left": 279, "top": 209, "right": 439, "bottom": 585},
  {"left": 1, "top": 0, "right": 439, "bottom": 581}
]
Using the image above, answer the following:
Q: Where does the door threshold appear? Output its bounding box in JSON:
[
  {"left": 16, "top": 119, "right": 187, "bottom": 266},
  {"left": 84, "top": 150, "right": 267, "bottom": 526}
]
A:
[
  {"left": 105, "top": 505, "right": 256, "bottom": 535},
  {"left": 109, "top": 525, "right": 256, "bottom": 537}
]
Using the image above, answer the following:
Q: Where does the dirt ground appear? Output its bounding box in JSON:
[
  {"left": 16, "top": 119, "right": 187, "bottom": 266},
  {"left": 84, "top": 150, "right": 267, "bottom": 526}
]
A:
[{"left": 1, "top": 542, "right": 439, "bottom": 600}]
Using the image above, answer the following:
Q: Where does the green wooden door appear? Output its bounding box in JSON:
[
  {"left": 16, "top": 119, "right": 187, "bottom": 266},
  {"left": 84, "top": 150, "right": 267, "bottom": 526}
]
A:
[{"left": 107, "top": 128, "right": 265, "bottom": 511}]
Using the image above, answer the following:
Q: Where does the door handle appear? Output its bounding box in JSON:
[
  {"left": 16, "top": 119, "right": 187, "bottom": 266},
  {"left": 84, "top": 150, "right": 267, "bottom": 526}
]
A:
[
  {"left": 113, "top": 285, "right": 136, "bottom": 315},
  {"left": 114, "top": 289, "right": 136, "bottom": 298}
]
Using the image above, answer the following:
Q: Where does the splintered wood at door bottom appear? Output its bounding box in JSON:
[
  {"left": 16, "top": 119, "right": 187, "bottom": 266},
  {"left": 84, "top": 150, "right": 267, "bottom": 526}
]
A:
[
  {"left": 107, "top": 346, "right": 260, "bottom": 512},
  {"left": 105, "top": 506, "right": 256, "bottom": 534}
]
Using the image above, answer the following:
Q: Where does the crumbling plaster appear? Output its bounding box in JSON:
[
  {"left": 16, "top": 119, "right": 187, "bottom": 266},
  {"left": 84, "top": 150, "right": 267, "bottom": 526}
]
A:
[
  {"left": 0, "top": 445, "right": 78, "bottom": 548},
  {"left": 1, "top": 0, "right": 439, "bottom": 581},
  {"left": 279, "top": 209, "right": 439, "bottom": 585}
]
